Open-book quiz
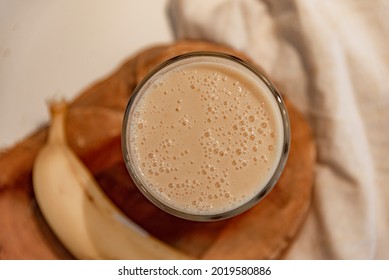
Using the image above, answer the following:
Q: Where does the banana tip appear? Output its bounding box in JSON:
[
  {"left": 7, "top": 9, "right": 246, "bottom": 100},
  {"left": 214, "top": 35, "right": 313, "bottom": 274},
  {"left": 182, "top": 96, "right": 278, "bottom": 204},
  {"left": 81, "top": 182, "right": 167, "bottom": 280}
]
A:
[{"left": 47, "top": 99, "right": 68, "bottom": 116}]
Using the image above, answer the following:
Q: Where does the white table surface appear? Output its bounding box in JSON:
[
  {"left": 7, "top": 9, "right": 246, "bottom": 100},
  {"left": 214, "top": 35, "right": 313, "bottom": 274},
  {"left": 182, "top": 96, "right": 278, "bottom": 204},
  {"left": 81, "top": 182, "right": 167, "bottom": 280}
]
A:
[{"left": 0, "top": 0, "right": 172, "bottom": 149}]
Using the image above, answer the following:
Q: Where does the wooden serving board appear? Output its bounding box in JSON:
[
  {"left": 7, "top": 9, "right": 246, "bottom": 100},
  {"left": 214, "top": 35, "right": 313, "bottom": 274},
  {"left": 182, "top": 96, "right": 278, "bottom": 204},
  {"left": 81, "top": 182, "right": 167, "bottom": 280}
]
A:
[{"left": 0, "top": 41, "right": 316, "bottom": 260}]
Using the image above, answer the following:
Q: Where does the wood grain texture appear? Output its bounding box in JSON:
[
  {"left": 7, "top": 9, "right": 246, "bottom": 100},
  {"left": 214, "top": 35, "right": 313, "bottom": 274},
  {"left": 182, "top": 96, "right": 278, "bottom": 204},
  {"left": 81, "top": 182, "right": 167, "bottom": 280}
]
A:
[{"left": 0, "top": 41, "right": 315, "bottom": 260}]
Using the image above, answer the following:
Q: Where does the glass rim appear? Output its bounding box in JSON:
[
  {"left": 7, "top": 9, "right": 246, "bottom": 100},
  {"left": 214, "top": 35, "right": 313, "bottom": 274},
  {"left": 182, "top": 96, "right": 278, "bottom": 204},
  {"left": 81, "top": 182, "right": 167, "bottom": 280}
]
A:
[{"left": 122, "top": 51, "right": 290, "bottom": 221}]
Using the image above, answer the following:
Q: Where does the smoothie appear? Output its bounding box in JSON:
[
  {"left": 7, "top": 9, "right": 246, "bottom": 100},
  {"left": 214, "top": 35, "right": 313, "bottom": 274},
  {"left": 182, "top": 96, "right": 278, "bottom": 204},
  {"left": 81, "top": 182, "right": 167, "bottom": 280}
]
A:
[{"left": 123, "top": 53, "right": 289, "bottom": 220}]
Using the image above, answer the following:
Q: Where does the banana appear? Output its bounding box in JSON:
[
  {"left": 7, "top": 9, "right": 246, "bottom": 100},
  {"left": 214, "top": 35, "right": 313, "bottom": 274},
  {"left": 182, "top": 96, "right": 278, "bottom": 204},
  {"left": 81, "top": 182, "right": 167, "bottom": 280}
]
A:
[{"left": 32, "top": 101, "right": 192, "bottom": 260}]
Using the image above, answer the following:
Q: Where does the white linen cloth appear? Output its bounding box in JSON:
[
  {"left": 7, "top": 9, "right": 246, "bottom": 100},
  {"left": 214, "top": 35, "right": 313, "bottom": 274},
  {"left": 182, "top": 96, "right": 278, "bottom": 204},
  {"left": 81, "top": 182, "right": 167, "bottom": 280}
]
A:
[{"left": 168, "top": 0, "right": 389, "bottom": 259}]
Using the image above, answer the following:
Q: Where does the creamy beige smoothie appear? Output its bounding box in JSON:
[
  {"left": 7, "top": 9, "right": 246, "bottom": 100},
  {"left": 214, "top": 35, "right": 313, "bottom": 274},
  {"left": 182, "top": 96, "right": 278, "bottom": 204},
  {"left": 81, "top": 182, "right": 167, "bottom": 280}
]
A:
[{"left": 123, "top": 53, "right": 288, "bottom": 219}]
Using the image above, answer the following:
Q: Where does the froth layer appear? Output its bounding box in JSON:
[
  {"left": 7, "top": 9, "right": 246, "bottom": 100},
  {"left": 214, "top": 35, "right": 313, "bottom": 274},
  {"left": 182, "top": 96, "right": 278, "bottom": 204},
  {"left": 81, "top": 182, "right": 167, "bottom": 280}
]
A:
[{"left": 127, "top": 60, "right": 283, "bottom": 215}]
